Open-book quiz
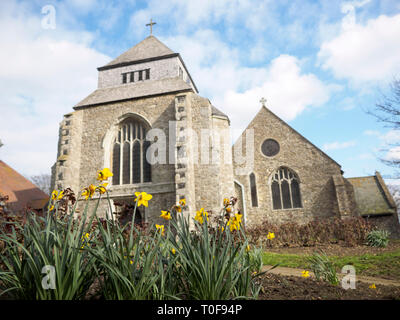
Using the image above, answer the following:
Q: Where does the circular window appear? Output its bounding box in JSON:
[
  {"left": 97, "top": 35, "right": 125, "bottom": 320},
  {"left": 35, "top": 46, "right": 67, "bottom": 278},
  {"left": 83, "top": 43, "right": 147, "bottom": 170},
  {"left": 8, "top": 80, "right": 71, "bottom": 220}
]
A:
[{"left": 261, "top": 139, "right": 280, "bottom": 157}]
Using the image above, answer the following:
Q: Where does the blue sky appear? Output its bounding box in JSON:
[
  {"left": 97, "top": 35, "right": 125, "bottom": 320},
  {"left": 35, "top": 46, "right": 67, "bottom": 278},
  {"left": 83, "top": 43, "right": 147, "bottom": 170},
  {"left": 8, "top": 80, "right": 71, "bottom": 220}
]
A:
[{"left": 1, "top": 0, "right": 400, "bottom": 184}]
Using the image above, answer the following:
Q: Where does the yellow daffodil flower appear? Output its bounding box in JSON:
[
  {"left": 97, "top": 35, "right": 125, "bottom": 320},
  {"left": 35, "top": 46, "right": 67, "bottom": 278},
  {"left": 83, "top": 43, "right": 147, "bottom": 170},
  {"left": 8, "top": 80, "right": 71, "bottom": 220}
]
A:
[
  {"left": 160, "top": 210, "right": 172, "bottom": 220},
  {"left": 267, "top": 232, "right": 275, "bottom": 240},
  {"left": 226, "top": 206, "right": 232, "bottom": 213},
  {"left": 97, "top": 168, "right": 113, "bottom": 181},
  {"left": 223, "top": 198, "right": 230, "bottom": 207},
  {"left": 179, "top": 198, "right": 186, "bottom": 206},
  {"left": 171, "top": 248, "right": 176, "bottom": 255},
  {"left": 49, "top": 205, "right": 55, "bottom": 212},
  {"left": 194, "top": 208, "right": 208, "bottom": 224},
  {"left": 369, "top": 283, "right": 376, "bottom": 289},
  {"left": 246, "top": 245, "right": 251, "bottom": 252},
  {"left": 96, "top": 183, "right": 108, "bottom": 194},
  {"left": 155, "top": 224, "right": 165, "bottom": 236},
  {"left": 82, "top": 184, "right": 96, "bottom": 200},
  {"left": 80, "top": 233, "right": 90, "bottom": 249},
  {"left": 135, "top": 191, "right": 152, "bottom": 207},
  {"left": 227, "top": 218, "right": 238, "bottom": 232},
  {"left": 301, "top": 270, "right": 310, "bottom": 278},
  {"left": 227, "top": 213, "right": 242, "bottom": 232},
  {"left": 51, "top": 190, "right": 64, "bottom": 201}
]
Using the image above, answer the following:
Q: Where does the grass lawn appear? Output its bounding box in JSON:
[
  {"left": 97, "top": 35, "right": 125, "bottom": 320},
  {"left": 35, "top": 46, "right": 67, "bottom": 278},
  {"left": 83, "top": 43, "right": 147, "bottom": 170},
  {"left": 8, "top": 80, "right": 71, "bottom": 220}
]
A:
[{"left": 263, "top": 249, "right": 400, "bottom": 281}]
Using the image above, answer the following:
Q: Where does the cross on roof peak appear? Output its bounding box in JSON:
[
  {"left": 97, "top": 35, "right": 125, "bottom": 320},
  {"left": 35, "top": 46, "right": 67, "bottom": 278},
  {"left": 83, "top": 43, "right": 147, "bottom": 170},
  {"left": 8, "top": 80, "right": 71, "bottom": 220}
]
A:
[
  {"left": 146, "top": 18, "right": 156, "bottom": 35},
  {"left": 260, "top": 97, "right": 267, "bottom": 107}
]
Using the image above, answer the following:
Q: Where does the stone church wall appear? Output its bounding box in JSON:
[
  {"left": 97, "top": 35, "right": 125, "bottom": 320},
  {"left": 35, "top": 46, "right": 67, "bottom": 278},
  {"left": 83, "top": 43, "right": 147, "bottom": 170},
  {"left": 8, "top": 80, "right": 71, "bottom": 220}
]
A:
[
  {"left": 233, "top": 107, "right": 343, "bottom": 227},
  {"left": 190, "top": 95, "right": 234, "bottom": 216},
  {"left": 98, "top": 57, "right": 181, "bottom": 89},
  {"left": 67, "top": 94, "right": 180, "bottom": 220}
]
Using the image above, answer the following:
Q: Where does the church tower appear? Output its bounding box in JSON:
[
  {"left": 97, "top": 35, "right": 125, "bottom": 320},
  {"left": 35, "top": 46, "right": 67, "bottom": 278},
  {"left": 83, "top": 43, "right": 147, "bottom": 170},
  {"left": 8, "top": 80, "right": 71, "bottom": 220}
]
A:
[{"left": 51, "top": 34, "right": 234, "bottom": 222}]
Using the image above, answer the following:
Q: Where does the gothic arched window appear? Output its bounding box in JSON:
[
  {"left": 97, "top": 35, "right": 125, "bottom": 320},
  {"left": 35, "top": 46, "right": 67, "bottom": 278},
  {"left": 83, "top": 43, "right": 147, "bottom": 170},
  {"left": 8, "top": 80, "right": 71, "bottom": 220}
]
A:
[
  {"left": 112, "top": 118, "right": 151, "bottom": 185},
  {"left": 270, "top": 167, "right": 302, "bottom": 210}
]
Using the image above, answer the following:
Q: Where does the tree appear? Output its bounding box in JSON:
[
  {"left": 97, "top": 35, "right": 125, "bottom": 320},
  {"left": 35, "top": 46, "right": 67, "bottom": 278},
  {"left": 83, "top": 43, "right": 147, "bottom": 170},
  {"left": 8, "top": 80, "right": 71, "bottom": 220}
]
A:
[
  {"left": 30, "top": 174, "right": 51, "bottom": 195},
  {"left": 368, "top": 77, "right": 400, "bottom": 176}
]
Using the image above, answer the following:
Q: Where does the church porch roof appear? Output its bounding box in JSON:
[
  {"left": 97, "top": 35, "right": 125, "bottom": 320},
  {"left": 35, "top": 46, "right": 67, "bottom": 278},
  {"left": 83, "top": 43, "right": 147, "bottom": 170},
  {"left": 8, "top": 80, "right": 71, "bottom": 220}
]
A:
[{"left": 347, "top": 172, "right": 397, "bottom": 216}]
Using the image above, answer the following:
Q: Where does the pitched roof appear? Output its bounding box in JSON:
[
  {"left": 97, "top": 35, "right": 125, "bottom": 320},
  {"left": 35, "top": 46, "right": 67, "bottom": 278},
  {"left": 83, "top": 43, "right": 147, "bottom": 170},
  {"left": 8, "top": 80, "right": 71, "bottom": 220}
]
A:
[
  {"left": 74, "top": 78, "right": 193, "bottom": 108},
  {"left": 236, "top": 106, "right": 342, "bottom": 168},
  {"left": 0, "top": 161, "right": 49, "bottom": 214},
  {"left": 211, "top": 105, "right": 229, "bottom": 120},
  {"left": 347, "top": 172, "right": 397, "bottom": 216},
  {"left": 101, "top": 35, "right": 175, "bottom": 69}
]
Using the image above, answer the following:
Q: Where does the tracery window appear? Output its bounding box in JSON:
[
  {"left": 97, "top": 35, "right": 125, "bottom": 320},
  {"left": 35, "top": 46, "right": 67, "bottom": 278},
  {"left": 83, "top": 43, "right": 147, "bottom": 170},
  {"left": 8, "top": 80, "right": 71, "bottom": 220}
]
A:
[
  {"left": 112, "top": 118, "right": 151, "bottom": 185},
  {"left": 270, "top": 167, "right": 302, "bottom": 210}
]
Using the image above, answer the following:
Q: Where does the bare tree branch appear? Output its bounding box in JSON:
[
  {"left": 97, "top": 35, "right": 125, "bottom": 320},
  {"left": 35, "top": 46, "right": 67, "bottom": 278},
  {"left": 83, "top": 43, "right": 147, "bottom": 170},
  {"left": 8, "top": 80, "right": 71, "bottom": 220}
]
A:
[{"left": 30, "top": 174, "right": 51, "bottom": 195}]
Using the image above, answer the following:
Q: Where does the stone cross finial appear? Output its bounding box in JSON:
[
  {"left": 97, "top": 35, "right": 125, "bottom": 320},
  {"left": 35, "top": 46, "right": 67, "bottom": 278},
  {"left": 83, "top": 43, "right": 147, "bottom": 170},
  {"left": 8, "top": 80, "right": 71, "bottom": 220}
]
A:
[
  {"left": 146, "top": 18, "right": 156, "bottom": 35},
  {"left": 260, "top": 97, "right": 267, "bottom": 107}
]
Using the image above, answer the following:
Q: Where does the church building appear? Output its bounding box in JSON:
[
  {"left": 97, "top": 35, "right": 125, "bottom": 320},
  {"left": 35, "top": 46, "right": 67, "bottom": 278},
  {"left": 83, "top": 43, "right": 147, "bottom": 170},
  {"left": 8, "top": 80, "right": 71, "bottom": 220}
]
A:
[{"left": 50, "top": 34, "right": 400, "bottom": 236}]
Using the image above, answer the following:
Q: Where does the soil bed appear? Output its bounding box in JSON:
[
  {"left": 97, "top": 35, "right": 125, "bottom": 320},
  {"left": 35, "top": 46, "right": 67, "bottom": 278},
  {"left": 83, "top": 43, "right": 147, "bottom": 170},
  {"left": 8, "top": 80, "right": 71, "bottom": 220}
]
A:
[{"left": 258, "top": 273, "right": 400, "bottom": 300}]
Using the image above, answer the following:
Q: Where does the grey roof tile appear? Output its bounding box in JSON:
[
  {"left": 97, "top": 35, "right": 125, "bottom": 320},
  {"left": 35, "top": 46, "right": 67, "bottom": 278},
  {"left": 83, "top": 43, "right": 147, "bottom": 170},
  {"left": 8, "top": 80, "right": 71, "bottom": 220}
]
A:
[
  {"left": 74, "top": 78, "right": 193, "bottom": 108},
  {"left": 102, "top": 36, "right": 175, "bottom": 68}
]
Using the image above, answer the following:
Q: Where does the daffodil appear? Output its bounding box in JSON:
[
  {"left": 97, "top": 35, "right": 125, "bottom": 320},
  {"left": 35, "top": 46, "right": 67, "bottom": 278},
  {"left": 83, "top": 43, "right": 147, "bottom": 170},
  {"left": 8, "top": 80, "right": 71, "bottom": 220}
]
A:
[
  {"left": 369, "top": 283, "right": 376, "bottom": 289},
  {"left": 227, "top": 213, "right": 242, "bottom": 232},
  {"left": 51, "top": 190, "right": 64, "bottom": 201},
  {"left": 246, "top": 245, "right": 251, "bottom": 252},
  {"left": 96, "top": 183, "right": 108, "bottom": 194},
  {"left": 267, "top": 232, "right": 275, "bottom": 240},
  {"left": 80, "top": 233, "right": 90, "bottom": 249},
  {"left": 82, "top": 184, "right": 96, "bottom": 200},
  {"left": 160, "top": 210, "right": 172, "bottom": 220},
  {"left": 301, "top": 270, "right": 310, "bottom": 278},
  {"left": 49, "top": 205, "right": 55, "bottom": 212},
  {"left": 226, "top": 206, "right": 232, "bottom": 213},
  {"left": 223, "top": 198, "right": 230, "bottom": 207},
  {"left": 227, "top": 218, "right": 239, "bottom": 232},
  {"left": 179, "top": 198, "right": 186, "bottom": 206},
  {"left": 97, "top": 168, "right": 113, "bottom": 181},
  {"left": 194, "top": 208, "right": 208, "bottom": 224},
  {"left": 135, "top": 191, "right": 152, "bottom": 207},
  {"left": 155, "top": 224, "right": 165, "bottom": 236},
  {"left": 171, "top": 248, "right": 176, "bottom": 255}
]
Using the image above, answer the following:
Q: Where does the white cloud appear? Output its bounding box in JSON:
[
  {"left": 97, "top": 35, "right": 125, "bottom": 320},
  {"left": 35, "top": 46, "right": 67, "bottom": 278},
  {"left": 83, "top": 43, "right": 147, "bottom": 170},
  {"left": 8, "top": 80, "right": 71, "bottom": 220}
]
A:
[
  {"left": 385, "top": 146, "right": 400, "bottom": 161},
  {"left": 0, "top": 0, "right": 110, "bottom": 176},
  {"left": 318, "top": 13, "right": 400, "bottom": 84},
  {"left": 323, "top": 140, "right": 357, "bottom": 151},
  {"left": 363, "top": 129, "right": 381, "bottom": 136},
  {"left": 164, "top": 31, "right": 335, "bottom": 141},
  {"left": 217, "top": 55, "right": 335, "bottom": 140}
]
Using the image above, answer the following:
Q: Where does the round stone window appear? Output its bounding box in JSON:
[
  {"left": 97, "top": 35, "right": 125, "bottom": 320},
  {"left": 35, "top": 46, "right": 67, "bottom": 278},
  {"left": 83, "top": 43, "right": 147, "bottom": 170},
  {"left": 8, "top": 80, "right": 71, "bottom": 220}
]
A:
[{"left": 261, "top": 139, "right": 280, "bottom": 157}]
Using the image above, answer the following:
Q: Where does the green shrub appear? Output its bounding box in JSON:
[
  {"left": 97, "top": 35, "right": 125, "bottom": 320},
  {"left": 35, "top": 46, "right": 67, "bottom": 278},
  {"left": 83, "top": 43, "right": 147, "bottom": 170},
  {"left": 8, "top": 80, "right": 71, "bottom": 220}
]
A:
[
  {"left": 246, "top": 217, "right": 373, "bottom": 248},
  {"left": 307, "top": 251, "right": 339, "bottom": 286},
  {"left": 366, "top": 230, "right": 390, "bottom": 248}
]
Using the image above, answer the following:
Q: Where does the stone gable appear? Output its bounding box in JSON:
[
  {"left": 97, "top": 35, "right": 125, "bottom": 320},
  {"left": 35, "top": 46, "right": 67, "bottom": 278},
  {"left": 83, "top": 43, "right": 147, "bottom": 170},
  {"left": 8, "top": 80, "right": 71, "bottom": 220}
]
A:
[{"left": 233, "top": 106, "right": 343, "bottom": 226}]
